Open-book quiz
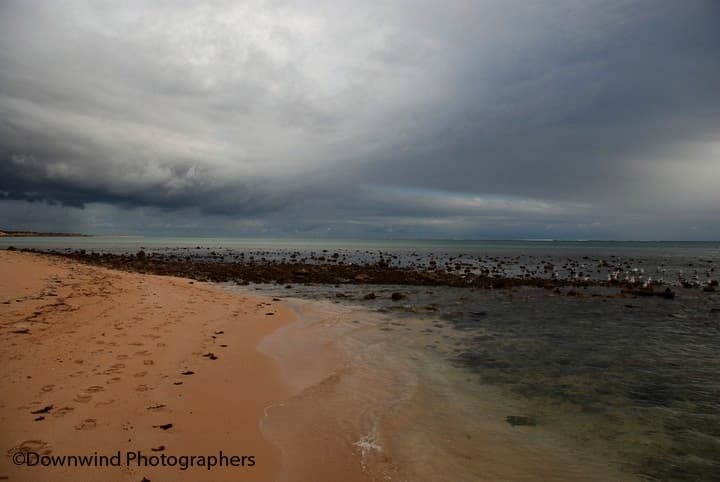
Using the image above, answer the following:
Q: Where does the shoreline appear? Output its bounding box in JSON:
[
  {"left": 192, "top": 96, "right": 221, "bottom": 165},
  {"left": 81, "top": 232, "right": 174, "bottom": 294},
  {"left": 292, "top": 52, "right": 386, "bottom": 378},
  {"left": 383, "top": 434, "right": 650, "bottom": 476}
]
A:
[
  {"left": 0, "top": 251, "right": 619, "bottom": 482},
  {"left": 3, "top": 249, "right": 717, "bottom": 480},
  {"left": 0, "top": 251, "right": 296, "bottom": 481}
]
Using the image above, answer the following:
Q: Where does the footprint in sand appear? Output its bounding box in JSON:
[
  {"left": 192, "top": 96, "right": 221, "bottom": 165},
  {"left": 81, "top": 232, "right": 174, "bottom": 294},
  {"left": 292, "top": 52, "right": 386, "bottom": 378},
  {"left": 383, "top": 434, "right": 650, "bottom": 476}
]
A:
[
  {"left": 94, "top": 399, "right": 115, "bottom": 408},
  {"left": 116, "top": 354, "right": 129, "bottom": 360},
  {"left": 74, "top": 393, "right": 93, "bottom": 403},
  {"left": 143, "top": 360, "right": 154, "bottom": 366},
  {"left": 74, "top": 419, "right": 97, "bottom": 430},
  {"left": 86, "top": 385, "right": 104, "bottom": 393},
  {"left": 41, "top": 384, "right": 55, "bottom": 393},
  {"left": 52, "top": 406, "right": 75, "bottom": 417},
  {"left": 106, "top": 377, "right": 121, "bottom": 384},
  {"left": 104, "top": 363, "right": 125, "bottom": 375},
  {"left": 12, "top": 439, "right": 52, "bottom": 455},
  {"left": 133, "top": 371, "right": 148, "bottom": 378},
  {"left": 136, "top": 384, "right": 149, "bottom": 392}
]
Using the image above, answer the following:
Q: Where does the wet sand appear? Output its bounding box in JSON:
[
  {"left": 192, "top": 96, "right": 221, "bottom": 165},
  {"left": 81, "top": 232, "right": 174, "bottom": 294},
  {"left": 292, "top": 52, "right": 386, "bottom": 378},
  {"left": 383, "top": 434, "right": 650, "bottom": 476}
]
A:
[{"left": 0, "top": 250, "right": 294, "bottom": 481}]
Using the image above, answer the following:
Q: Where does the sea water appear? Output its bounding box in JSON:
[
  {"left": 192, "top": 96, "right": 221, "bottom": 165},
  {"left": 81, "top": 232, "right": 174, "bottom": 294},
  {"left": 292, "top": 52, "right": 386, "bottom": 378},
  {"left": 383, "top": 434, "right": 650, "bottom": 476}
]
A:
[{"left": 247, "top": 281, "right": 720, "bottom": 481}]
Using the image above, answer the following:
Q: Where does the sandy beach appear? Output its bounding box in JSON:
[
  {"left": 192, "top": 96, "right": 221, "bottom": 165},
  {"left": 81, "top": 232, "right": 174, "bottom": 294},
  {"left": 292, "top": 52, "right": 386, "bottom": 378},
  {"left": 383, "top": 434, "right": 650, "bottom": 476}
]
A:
[{"left": 0, "top": 250, "right": 294, "bottom": 481}]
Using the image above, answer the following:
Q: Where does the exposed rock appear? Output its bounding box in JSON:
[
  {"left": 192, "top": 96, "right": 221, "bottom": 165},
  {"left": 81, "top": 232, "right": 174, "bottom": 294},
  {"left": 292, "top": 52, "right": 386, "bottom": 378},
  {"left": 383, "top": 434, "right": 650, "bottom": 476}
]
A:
[
  {"left": 505, "top": 415, "right": 536, "bottom": 427},
  {"left": 660, "top": 288, "right": 676, "bottom": 299},
  {"left": 14, "top": 248, "right": 681, "bottom": 296}
]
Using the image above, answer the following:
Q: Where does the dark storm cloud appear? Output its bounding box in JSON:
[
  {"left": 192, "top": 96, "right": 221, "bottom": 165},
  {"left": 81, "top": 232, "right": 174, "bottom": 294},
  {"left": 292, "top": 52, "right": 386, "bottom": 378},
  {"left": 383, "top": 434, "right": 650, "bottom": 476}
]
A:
[
  {"left": 359, "top": 2, "right": 720, "bottom": 202},
  {"left": 1, "top": 0, "right": 719, "bottom": 238}
]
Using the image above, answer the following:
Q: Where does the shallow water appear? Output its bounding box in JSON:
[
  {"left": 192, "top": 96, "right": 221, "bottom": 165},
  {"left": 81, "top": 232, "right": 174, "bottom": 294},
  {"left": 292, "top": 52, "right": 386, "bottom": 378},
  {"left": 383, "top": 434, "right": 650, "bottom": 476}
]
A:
[
  {"left": 252, "top": 296, "right": 625, "bottom": 481},
  {"left": 238, "top": 280, "right": 720, "bottom": 481}
]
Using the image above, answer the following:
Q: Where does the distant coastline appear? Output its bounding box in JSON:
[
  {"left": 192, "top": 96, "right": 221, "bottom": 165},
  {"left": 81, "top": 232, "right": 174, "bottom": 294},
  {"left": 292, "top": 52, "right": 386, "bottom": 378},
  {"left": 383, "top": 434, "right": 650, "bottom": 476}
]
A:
[{"left": 0, "top": 229, "right": 89, "bottom": 237}]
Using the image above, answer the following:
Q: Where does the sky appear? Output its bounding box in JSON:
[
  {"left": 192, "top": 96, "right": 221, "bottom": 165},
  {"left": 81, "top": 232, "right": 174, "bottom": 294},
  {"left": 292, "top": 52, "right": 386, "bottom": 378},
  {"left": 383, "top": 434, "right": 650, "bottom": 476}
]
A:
[{"left": 1, "top": 0, "right": 719, "bottom": 240}]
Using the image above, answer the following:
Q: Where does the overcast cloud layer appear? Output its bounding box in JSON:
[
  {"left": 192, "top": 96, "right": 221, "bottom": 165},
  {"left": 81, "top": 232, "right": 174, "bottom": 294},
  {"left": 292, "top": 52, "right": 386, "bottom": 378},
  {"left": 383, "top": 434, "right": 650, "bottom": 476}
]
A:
[{"left": 1, "top": 0, "right": 719, "bottom": 239}]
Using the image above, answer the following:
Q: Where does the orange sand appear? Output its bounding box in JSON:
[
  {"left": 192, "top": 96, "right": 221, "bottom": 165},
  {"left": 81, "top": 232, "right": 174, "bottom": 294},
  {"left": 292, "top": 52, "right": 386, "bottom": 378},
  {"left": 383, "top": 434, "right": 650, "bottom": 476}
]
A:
[{"left": 0, "top": 250, "right": 293, "bottom": 481}]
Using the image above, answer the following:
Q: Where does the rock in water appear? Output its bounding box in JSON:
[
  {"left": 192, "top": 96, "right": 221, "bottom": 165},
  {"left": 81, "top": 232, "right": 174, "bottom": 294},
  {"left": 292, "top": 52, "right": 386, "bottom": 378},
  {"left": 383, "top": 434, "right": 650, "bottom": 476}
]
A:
[{"left": 505, "top": 415, "right": 536, "bottom": 427}]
